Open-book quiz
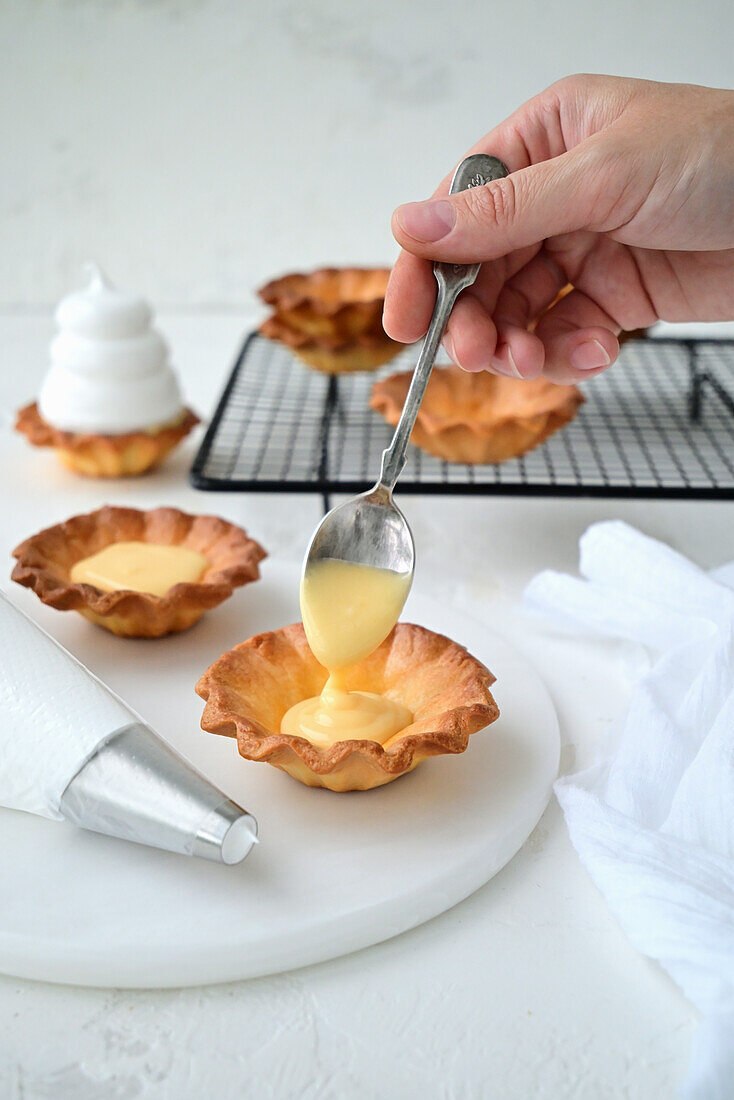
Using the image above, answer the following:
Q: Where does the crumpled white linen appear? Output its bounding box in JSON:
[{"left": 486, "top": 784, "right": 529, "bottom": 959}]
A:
[{"left": 524, "top": 521, "right": 734, "bottom": 1100}]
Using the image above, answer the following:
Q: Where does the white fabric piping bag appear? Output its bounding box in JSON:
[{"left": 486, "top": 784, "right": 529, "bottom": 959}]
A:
[{"left": 0, "top": 590, "right": 257, "bottom": 864}]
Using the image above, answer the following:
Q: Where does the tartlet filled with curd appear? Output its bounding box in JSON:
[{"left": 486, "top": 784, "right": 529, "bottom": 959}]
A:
[{"left": 196, "top": 622, "right": 499, "bottom": 792}]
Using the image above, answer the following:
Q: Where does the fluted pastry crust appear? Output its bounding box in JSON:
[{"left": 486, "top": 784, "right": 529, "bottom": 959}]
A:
[
  {"left": 259, "top": 267, "right": 390, "bottom": 329},
  {"left": 15, "top": 402, "right": 199, "bottom": 477},
  {"left": 12, "top": 505, "right": 266, "bottom": 637},
  {"left": 371, "top": 366, "right": 583, "bottom": 464},
  {"left": 196, "top": 622, "right": 499, "bottom": 791},
  {"left": 258, "top": 267, "right": 401, "bottom": 374}
]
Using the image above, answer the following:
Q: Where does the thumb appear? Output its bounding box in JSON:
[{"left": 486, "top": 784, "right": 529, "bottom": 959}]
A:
[{"left": 392, "top": 146, "right": 606, "bottom": 261}]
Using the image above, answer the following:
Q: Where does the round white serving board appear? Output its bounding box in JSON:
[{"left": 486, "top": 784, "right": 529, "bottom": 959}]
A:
[{"left": 0, "top": 562, "right": 559, "bottom": 989}]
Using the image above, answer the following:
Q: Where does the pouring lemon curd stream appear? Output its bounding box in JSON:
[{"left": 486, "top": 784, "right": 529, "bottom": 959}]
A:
[{"left": 281, "top": 560, "right": 413, "bottom": 746}]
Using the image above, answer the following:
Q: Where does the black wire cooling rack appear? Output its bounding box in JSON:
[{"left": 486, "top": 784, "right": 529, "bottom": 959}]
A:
[{"left": 190, "top": 334, "right": 734, "bottom": 505}]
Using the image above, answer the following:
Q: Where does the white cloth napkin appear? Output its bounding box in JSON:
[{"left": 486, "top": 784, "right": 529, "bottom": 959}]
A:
[
  {"left": 0, "top": 590, "right": 134, "bottom": 819},
  {"left": 524, "top": 521, "right": 734, "bottom": 1100}
]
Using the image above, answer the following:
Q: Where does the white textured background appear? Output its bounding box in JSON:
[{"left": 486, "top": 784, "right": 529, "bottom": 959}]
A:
[
  {"left": 2, "top": 0, "right": 733, "bottom": 310},
  {"left": 2, "top": 3, "right": 734, "bottom": 1098}
]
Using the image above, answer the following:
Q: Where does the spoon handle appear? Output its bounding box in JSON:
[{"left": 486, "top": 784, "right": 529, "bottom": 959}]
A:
[{"left": 377, "top": 153, "right": 509, "bottom": 494}]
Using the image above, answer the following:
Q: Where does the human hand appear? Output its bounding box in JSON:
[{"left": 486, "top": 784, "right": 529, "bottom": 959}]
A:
[{"left": 384, "top": 75, "right": 734, "bottom": 383}]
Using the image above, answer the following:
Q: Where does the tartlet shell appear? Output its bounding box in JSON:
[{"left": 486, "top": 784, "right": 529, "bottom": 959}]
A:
[
  {"left": 11, "top": 505, "right": 266, "bottom": 637},
  {"left": 259, "top": 314, "right": 401, "bottom": 374},
  {"left": 257, "top": 266, "right": 401, "bottom": 374},
  {"left": 371, "top": 366, "right": 584, "bottom": 464},
  {"left": 15, "top": 402, "right": 199, "bottom": 477},
  {"left": 258, "top": 267, "right": 390, "bottom": 327},
  {"left": 196, "top": 621, "right": 499, "bottom": 791}
]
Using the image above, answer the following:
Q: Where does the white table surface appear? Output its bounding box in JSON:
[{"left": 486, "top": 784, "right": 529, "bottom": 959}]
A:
[{"left": 4, "top": 312, "right": 733, "bottom": 1099}]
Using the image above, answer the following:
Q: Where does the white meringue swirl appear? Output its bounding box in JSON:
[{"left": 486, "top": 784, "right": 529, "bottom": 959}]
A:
[{"left": 38, "top": 265, "right": 185, "bottom": 435}]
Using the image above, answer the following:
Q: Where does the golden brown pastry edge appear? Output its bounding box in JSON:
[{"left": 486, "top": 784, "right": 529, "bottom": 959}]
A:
[
  {"left": 196, "top": 621, "right": 500, "bottom": 777},
  {"left": 370, "top": 367, "right": 584, "bottom": 464},
  {"left": 11, "top": 505, "right": 267, "bottom": 634}
]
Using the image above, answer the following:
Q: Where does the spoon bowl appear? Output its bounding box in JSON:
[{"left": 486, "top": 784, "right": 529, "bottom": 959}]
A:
[{"left": 303, "top": 483, "right": 414, "bottom": 577}]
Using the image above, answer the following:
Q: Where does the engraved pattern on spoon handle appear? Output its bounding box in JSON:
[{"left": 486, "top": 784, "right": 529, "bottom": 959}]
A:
[{"left": 377, "top": 153, "right": 509, "bottom": 494}]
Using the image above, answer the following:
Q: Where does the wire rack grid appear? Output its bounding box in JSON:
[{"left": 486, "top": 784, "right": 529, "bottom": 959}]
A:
[{"left": 190, "top": 334, "right": 734, "bottom": 505}]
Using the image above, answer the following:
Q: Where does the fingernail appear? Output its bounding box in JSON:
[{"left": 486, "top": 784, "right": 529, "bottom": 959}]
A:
[
  {"left": 570, "top": 339, "right": 611, "bottom": 371},
  {"left": 492, "top": 343, "right": 523, "bottom": 379},
  {"left": 396, "top": 200, "right": 455, "bottom": 242},
  {"left": 442, "top": 332, "right": 459, "bottom": 367}
]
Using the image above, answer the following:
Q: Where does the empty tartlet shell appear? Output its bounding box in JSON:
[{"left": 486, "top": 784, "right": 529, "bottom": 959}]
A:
[
  {"left": 259, "top": 314, "right": 401, "bottom": 374},
  {"left": 15, "top": 402, "right": 199, "bottom": 477},
  {"left": 258, "top": 266, "right": 402, "bottom": 374},
  {"left": 196, "top": 621, "right": 499, "bottom": 792},
  {"left": 371, "top": 366, "right": 584, "bottom": 464},
  {"left": 258, "top": 267, "right": 391, "bottom": 341},
  {"left": 11, "top": 505, "right": 266, "bottom": 638}
]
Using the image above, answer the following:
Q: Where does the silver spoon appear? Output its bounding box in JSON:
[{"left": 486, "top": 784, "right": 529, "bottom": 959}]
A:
[{"left": 302, "top": 153, "right": 510, "bottom": 585}]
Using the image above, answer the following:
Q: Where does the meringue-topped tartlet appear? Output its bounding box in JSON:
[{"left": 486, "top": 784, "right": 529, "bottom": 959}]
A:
[
  {"left": 15, "top": 265, "right": 198, "bottom": 477},
  {"left": 39, "top": 264, "right": 184, "bottom": 434}
]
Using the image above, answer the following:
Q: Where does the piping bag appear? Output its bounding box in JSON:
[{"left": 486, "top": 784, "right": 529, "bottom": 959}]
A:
[{"left": 0, "top": 591, "right": 258, "bottom": 864}]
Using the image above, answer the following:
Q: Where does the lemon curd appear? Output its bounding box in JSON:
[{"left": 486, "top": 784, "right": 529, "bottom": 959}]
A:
[
  {"left": 281, "top": 558, "right": 413, "bottom": 747},
  {"left": 70, "top": 541, "right": 209, "bottom": 597},
  {"left": 300, "top": 558, "right": 411, "bottom": 671}
]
